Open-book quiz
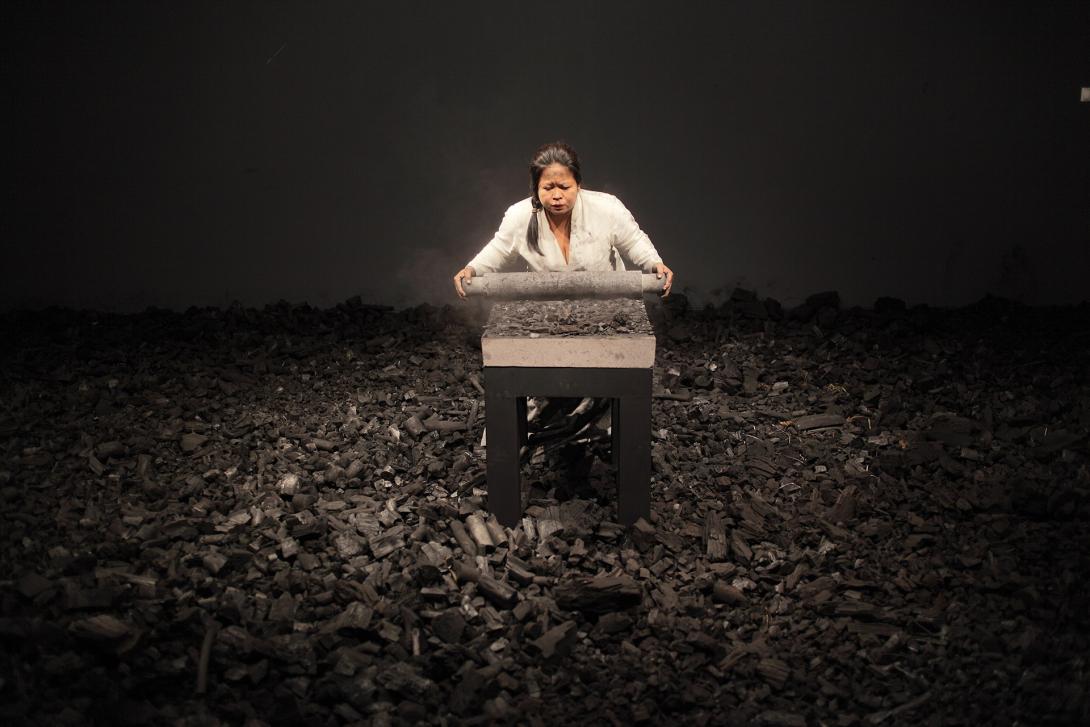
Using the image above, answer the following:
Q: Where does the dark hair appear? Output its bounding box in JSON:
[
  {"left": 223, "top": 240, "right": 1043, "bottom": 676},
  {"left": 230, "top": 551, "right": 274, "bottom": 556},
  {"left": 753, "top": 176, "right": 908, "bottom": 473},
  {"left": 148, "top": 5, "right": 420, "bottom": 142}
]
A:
[{"left": 526, "top": 142, "right": 582, "bottom": 255}]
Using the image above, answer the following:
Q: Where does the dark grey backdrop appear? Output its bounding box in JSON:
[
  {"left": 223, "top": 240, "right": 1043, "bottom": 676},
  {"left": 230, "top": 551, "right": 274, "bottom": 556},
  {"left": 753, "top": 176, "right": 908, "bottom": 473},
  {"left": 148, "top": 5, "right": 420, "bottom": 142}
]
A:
[{"left": 6, "top": 1, "right": 1088, "bottom": 311}]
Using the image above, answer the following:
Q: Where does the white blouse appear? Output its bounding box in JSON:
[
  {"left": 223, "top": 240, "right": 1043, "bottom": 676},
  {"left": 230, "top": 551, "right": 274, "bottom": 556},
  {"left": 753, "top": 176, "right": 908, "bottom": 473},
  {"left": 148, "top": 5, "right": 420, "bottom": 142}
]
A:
[{"left": 466, "top": 189, "right": 663, "bottom": 274}]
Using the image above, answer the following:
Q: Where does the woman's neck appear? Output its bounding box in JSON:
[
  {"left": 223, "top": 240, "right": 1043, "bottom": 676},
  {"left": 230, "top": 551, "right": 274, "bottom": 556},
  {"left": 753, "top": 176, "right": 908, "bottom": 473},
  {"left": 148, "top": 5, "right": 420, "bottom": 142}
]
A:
[{"left": 545, "top": 210, "right": 571, "bottom": 231}]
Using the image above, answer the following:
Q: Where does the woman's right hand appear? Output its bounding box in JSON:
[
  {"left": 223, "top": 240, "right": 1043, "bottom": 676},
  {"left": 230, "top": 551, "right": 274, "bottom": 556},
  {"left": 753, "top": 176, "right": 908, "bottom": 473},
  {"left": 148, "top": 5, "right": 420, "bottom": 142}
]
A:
[{"left": 453, "top": 266, "right": 476, "bottom": 299}]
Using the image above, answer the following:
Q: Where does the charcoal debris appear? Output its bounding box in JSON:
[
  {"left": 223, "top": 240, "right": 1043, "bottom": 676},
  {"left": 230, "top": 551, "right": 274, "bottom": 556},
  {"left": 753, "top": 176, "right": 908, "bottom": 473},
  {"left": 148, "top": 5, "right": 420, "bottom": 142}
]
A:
[
  {"left": 790, "top": 413, "right": 845, "bottom": 430},
  {"left": 0, "top": 294, "right": 1087, "bottom": 726},
  {"left": 712, "top": 581, "right": 748, "bottom": 606},
  {"left": 531, "top": 620, "right": 579, "bottom": 658},
  {"left": 554, "top": 575, "right": 642, "bottom": 614},
  {"left": 431, "top": 609, "right": 466, "bottom": 644}
]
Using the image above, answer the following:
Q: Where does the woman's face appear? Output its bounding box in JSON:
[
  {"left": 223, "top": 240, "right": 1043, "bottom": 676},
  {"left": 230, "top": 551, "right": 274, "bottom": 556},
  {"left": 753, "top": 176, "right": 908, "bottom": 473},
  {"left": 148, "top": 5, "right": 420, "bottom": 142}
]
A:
[{"left": 537, "top": 163, "right": 580, "bottom": 218}]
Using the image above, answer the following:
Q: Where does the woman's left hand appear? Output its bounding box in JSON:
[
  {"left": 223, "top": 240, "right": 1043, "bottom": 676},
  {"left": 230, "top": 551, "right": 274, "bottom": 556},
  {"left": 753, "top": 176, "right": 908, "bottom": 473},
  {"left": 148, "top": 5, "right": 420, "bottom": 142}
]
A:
[{"left": 654, "top": 262, "right": 674, "bottom": 298}]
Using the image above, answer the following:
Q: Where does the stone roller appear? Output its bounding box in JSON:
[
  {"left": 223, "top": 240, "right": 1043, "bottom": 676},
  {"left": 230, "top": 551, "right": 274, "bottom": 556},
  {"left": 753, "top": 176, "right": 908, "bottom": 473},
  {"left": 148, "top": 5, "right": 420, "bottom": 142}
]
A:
[{"left": 462, "top": 271, "right": 665, "bottom": 300}]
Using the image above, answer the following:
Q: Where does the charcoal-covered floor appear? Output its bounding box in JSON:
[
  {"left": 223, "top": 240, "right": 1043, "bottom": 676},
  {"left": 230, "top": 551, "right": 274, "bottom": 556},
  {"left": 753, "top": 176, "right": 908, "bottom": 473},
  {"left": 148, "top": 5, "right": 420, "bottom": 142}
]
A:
[{"left": 1, "top": 293, "right": 1088, "bottom": 726}]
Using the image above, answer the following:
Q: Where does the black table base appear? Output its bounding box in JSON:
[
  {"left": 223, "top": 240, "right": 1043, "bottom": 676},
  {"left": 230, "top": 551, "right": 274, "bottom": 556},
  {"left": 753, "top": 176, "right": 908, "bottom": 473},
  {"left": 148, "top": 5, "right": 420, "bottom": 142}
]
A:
[{"left": 484, "top": 366, "right": 652, "bottom": 527}]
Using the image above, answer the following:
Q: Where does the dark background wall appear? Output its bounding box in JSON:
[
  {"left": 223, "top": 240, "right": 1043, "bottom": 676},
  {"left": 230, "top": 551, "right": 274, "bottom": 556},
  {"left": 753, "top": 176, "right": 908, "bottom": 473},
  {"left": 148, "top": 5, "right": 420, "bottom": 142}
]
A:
[{"left": 5, "top": 1, "right": 1088, "bottom": 311}]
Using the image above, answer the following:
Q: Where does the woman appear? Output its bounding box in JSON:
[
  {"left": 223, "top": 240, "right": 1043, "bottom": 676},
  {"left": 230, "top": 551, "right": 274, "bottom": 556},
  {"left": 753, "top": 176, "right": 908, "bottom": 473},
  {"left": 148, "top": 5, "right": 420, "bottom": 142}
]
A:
[
  {"left": 453, "top": 142, "right": 674, "bottom": 297},
  {"left": 453, "top": 142, "right": 674, "bottom": 448}
]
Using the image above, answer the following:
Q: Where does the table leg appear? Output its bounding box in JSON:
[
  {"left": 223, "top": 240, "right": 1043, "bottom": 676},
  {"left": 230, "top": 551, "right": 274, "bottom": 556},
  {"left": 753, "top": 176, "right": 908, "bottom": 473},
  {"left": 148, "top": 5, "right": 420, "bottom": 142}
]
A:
[
  {"left": 611, "top": 398, "right": 621, "bottom": 464},
  {"left": 486, "top": 392, "right": 522, "bottom": 527},
  {"left": 516, "top": 396, "right": 527, "bottom": 453},
  {"left": 615, "top": 394, "right": 651, "bottom": 525}
]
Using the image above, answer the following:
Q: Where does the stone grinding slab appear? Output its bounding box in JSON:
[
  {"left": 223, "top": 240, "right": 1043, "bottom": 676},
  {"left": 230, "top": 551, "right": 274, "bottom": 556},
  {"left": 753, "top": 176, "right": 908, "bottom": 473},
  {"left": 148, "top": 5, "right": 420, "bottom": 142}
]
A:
[{"left": 482, "top": 298, "right": 655, "bottom": 368}]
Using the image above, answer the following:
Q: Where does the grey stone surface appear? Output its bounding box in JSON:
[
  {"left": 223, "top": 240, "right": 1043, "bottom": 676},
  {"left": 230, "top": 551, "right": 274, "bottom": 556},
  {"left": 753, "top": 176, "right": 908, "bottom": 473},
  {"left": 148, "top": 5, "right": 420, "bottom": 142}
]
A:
[{"left": 482, "top": 298, "right": 655, "bottom": 368}]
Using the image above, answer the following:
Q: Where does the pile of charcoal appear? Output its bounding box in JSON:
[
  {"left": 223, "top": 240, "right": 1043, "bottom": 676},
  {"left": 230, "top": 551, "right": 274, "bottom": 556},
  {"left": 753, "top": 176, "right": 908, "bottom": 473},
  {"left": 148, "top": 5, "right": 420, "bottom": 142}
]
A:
[{"left": 1, "top": 291, "right": 1087, "bottom": 726}]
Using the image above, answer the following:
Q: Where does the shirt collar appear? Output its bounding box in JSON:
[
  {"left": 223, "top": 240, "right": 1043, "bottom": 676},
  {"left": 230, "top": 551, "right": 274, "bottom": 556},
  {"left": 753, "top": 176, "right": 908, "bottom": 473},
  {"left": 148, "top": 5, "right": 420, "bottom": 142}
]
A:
[{"left": 571, "top": 191, "right": 585, "bottom": 234}]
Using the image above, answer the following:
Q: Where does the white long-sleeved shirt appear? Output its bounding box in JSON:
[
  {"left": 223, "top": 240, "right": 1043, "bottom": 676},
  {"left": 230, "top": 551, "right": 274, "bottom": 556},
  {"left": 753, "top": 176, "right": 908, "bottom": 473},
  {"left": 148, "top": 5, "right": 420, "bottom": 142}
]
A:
[{"left": 466, "top": 189, "right": 663, "bottom": 274}]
